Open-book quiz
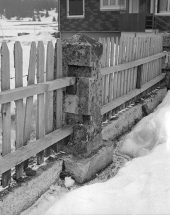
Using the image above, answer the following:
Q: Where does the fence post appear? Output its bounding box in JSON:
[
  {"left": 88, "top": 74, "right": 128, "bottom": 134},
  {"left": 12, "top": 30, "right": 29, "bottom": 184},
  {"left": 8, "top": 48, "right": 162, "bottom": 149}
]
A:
[
  {"left": 62, "top": 33, "right": 103, "bottom": 156},
  {"left": 59, "top": 34, "right": 113, "bottom": 183}
]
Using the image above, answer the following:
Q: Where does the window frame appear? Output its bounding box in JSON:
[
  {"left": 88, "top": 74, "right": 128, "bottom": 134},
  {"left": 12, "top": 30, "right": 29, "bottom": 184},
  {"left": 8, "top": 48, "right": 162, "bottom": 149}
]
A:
[
  {"left": 100, "top": 0, "right": 126, "bottom": 11},
  {"left": 155, "top": 0, "right": 170, "bottom": 16},
  {"left": 67, "top": 0, "right": 85, "bottom": 19}
]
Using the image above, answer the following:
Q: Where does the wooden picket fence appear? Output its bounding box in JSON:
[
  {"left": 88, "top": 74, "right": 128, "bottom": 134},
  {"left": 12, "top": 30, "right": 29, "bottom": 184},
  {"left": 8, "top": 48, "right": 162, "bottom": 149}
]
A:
[
  {"left": 99, "top": 36, "right": 166, "bottom": 119},
  {"left": 0, "top": 35, "right": 167, "bottom": 189},
  {"left": 0, "top": 39, "right": 75, "bottom": 188}
]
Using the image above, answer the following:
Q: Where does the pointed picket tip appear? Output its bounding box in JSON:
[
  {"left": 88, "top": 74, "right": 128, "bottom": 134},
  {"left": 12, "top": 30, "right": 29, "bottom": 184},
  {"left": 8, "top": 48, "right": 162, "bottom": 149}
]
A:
[
  {"left": 1, "top": 41, "right": 9, "bottom": 55},
  {"left": 30, "top": 41, "right": 36, "bottom": 51}
]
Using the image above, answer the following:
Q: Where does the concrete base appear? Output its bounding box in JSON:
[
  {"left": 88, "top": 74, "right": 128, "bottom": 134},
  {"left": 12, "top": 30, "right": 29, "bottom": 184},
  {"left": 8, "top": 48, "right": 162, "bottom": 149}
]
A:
[
  {"left": 63, "top": 143, "right": 113, "bottom": 184},
  {"left": 102, "top": 87, "right": 167, "bottom": 141},
  {"left": 0, "top": 159, "right": 63, "bottom": 215}
]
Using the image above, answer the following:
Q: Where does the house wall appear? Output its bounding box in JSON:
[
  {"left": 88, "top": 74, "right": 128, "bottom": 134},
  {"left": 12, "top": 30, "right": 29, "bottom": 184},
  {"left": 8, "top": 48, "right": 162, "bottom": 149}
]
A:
[{"left": 60, "top": 0, "right": 120, "bottom": 40}]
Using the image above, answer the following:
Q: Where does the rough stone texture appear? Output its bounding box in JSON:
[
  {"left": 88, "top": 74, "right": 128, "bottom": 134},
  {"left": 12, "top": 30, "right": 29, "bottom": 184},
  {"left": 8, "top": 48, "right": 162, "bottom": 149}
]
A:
[
  {"left": 102, "top": 88, "right": 167, "bottom": 141},
  {"left": 0, "top": 160, "right": 63, "bottom": 215},
  {"left": 63, "top": 133, "right": 103, "bottom": 157},
  {"left": 63, "top": 144, "right": 113, "bottom": 184},
  {"left": 60, "top": 0, "right": 119, "bottom": 32},
  {"left": 64, "top": 76, "right": 102, "bottom": 116},
  {"left": 62, "top": 33, "right": 103, "bottom": 68},
  {"left": 63, "top": 34, "right": 103, "bottom": 156}
]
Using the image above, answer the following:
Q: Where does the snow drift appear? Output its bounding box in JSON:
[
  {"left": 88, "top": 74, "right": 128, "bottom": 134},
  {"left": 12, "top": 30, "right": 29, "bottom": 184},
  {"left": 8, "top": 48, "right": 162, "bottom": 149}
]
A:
[
  {"left": 119, "top": 90, "right": 170, "bottom": 158},
  {"left": 45, "top": 91, "right": 170, "bottom": 215}
]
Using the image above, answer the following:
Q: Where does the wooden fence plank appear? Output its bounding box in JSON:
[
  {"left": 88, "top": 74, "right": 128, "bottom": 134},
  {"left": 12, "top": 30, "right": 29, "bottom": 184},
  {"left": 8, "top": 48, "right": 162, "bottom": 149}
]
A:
[
  {"left": 104, "top": 37, "right": 110, "bottom": 107},
  {"left": 36, "top": 41, "right": 45, "bottom": 165},
  {"left": 117, "top": 37, "right": 123, "bottom": 99},
  {"left": 1, "top": 42, "right": 11, "bottom": 187},
  {"left": 132, "top": 37, "right": 138, "bottom": 90},
  {"left": 112, "top": 37, "right": 119, "bottom": 115},
  {"left": 54, "top": 38, "right": 63, "bottom": 151},
  {"left": 14, "top": 41, "right": 24, "bottom": 179},
  {"left": 123, "top": 37, "right": 128, "bottom": 97},
  {"left": 113, "top": 37, "right": 119, "bottom": 100},
  {"left": 126, "top": 37, "right": 132, "bottom": 94},
  {"left": 108, "top": 37, "right": 114, "bottom": 118},
  {"left": 101, "top": 38, "right": 106, "bottom": 105},
  {"left": 143, "top": 37, "right": 147, "bottom": 84},
  {"left": 145, "top": 37, "right": 149, "bottom": 83},
  {"left": 23, "top": 42, "right": 36, "bottom": 169},
  {"left": 120, "top": 38, "right": 126, "bottom": 97},
  {"left": 0, "top": 77, "right": 76, "bottom": 105},
  {"left": 45, "top": 41, "right": 54, "bottom": 156},
  {"left": 101, "top": 52, "right": 165, "bottom": 76},
  {"left": 110, "top": 37, "right": 114, "bottom": 67}
]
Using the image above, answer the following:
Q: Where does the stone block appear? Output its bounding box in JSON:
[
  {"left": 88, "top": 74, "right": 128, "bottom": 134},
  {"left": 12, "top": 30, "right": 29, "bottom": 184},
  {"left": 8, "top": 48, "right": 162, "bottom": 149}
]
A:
[
  {"left": 102, "top": 88, "right": 167, "bottom": 141},
  {"left": 64, "top": 77, "right": 102, "bottom": 117},
  {"left": 63, "top": 127, "right": 103, "bottom": 156},
  {"left": 64, "top": 94, "right": 79, "bottom": 114},
  {"left": 63, "top": 144, "right": 113, "bottom": 183},
  {"left": 62, "top": 33, "right": 103, "bottom": 67}
]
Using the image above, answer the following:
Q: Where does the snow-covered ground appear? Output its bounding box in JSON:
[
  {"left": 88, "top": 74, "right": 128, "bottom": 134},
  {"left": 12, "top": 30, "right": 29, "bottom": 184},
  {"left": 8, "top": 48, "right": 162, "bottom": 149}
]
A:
[
  {"left": 21, "top": 90, "right": 170, "bottom": 215},
  {"left": 0, "top": 10, "right": 57, "bottom": 89}
]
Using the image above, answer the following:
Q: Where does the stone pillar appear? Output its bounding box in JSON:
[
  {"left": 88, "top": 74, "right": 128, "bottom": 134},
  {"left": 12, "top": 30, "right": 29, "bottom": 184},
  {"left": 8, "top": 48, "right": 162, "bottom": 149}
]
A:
[
  {"left": 162, "top": 34, "right": 170, "bottom": 89},
  {"left": 61, "top": 34, "right": 113, "bottom": 183},
  {"left": 62, "top": 33, "right": 103, "bottom": 156}
]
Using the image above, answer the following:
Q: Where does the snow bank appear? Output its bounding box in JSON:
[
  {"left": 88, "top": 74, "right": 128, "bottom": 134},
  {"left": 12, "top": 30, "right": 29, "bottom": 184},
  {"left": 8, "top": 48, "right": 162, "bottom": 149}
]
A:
[
  {"left": 45, "top": 91, "right": 170, "bottom": 215},
  {"left": 119, "top": 91, "right": 170, "bottom": 158},
  {"left": 46, "top": 142, "right": 170, "bottom": 215}
]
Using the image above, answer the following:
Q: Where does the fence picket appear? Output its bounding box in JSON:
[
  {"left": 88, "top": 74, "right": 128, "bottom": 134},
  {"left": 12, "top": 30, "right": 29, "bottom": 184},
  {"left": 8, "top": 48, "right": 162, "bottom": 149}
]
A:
[
  {"left": 123, "top": 37, "right": 128, "bottom": 97},
  {"left": 1, "top": 42, "right": 11, "bottom": 187},
  {"left": 14, "top": 41, "right": 24, "bottom": 178},
  {"left": 36, "top": 41, "right": 45, "bottom": 165},
  {"left": 23, "top": 42, "right": 36, "bottom": 169},
  {"left": 45, "top": 41, "right": 54, "bottom": 156},
  {"left": 132, "top": 37, "right": 137, "bottom": 90},
  {"left": 112, "top": 37, "right": 119, "bottom": 115},
  {"left": 127, "top": 37, "right": 132, "bottom": 94},
  {"left": 108, "top": 37, "right": 114, "bottom": 118},
  {"left": 54, "top": 38, "right": 63, "bottom": 151},
  {"left": 129, "top": 37, "right": 134, "bottom": 92},
  {"left": 117, "top": 37, "right": 123, "bottom": 99},
  {"left": 105, "top": 37, "right": 110, "bottom": 107},
  {"left": 113, "top": 37, "right": 119, "bottom": 99}
]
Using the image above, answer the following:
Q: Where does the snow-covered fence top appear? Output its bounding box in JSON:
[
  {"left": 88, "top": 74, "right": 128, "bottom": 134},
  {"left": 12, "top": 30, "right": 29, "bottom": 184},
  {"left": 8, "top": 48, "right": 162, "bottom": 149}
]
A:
[
  {"left": 0, "top": 39, "right": 76, "bottom": 188},
  {"left": 99, "top": 36, "right": 166, "bottom": 121}
]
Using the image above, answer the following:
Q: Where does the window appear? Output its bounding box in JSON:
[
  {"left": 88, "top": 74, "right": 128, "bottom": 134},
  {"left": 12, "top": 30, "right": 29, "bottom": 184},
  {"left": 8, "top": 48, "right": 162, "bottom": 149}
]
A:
[
  {"left": 156, "top": 0, "right": 170, "bottom": 15},
  {"left": 100, "top": 0, "right": 126, "bottom": 11},
  {"left": 67, "top": 0, "right": 85, "bottom": 18}
]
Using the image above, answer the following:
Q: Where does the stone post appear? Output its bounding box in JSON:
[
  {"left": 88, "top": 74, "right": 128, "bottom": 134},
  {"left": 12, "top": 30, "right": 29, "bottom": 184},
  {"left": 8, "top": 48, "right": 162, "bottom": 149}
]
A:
[
  {"left": 63, "top": 33, "right": 103, "bottom": 156},
  {"left": 62, "top": 34, "right": 113, "bottom": 183}
]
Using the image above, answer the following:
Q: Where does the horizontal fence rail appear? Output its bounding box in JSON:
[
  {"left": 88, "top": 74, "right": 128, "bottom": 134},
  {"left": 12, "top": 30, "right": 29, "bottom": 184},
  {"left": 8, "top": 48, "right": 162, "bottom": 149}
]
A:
[
  {"left": 101, "top": 73, "right": 165, "bottom": 115},
  {"left": 0, "top": 126, "right": 73, "bottom": 175},
  {"left": 0, "top": 77, "right": 76, "bottom": 104},
  {"left": 99, "top": 35, "right": 165, "bottom": 120},
  {"left": 101, "top": 52, "right": 166, "bottom": 76}
]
